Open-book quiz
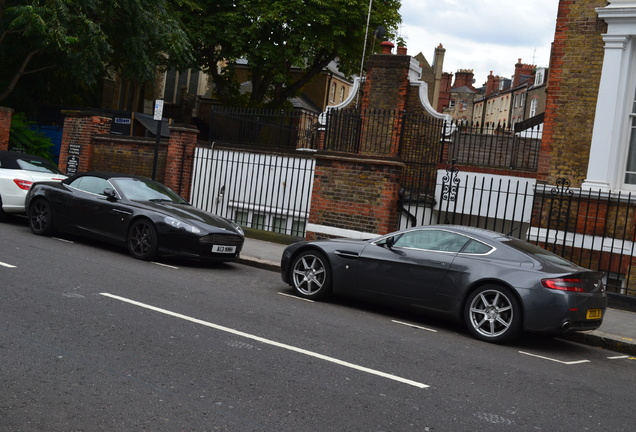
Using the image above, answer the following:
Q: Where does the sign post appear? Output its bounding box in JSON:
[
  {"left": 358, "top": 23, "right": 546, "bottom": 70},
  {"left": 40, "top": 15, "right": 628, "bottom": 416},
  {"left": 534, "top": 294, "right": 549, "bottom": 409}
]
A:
[{"left": 152, "top": 99, "right": 164, "bottom": 180}]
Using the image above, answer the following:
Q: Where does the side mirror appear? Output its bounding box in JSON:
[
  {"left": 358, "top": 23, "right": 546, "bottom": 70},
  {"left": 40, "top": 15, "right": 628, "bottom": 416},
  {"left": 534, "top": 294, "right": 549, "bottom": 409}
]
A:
[
  {"left": 384, "top": 235, "right": 396, "bottom": 249},
  {"left": 103, "top": 188, "right": 118, "bottom": 200}
]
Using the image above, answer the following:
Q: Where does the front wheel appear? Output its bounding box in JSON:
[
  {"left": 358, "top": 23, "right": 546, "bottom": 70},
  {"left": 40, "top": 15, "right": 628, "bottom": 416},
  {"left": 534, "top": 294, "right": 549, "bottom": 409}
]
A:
[
  {"left": 464, "top": 285, "right": 521, "bottom": 343},
  {"left": 290, "top": 250, "right": 331, "bottom": 300},
  {"left": 127, "top": 219, "right": 158, "bottom": 260},
  {"left": 28, "top": 199, "right": 55, "bottom": 236}
]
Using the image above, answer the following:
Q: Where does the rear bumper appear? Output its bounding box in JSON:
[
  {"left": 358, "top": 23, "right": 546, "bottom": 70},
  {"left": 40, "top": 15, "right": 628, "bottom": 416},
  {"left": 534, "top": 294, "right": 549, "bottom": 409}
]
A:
[{"left": 523, "top": 289, "right": 607, "bottom": 334}]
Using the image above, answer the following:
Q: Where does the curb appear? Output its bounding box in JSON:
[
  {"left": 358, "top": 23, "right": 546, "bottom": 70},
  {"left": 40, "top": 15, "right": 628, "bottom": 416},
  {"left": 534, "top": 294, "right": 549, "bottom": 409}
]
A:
[
  {"left": 560, "top": 332, "right": 636, "bottom": 357},
  {"left": 238, "top": 256, "right": 280, "bottom": 273}
]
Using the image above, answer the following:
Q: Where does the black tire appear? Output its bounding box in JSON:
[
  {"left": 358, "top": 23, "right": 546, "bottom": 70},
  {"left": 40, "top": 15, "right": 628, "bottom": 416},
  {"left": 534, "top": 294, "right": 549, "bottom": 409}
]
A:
[
  {"left": 28, "top": 198, "right": 55, "bottom": 236},
  {"left": 127, "top": 219, "right": 159, "bottom": 260},
  {"left": 290, "top": 250, "right": 331, "bottom": 300},
  {"left": 464, "top": 284, "right": 522, "bottom": 343},
  {"left": 0, "top": 196, "right": 6, "bottom": 221}
]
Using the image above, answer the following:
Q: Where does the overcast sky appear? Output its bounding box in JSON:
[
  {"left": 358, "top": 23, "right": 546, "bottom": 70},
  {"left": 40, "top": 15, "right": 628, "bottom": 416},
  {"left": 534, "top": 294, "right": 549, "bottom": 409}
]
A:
[{"left": 397, "top": 0, "right": 559, "bottom": 87}]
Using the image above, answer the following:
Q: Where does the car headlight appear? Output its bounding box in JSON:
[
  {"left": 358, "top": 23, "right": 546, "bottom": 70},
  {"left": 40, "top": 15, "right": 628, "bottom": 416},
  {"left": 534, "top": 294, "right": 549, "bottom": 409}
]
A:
[
  {"left": 229, "top": 220, "right": 244, "bottom": 236},
  {"left": 164, "top": 216, "right": 202, "bottom": 234}
]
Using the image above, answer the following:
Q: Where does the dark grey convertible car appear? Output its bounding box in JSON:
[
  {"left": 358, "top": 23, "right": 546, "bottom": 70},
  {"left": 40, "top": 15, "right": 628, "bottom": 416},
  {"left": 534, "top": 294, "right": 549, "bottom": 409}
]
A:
[{"left": 281, "top": 225, "right": 606, "bottom": 343}]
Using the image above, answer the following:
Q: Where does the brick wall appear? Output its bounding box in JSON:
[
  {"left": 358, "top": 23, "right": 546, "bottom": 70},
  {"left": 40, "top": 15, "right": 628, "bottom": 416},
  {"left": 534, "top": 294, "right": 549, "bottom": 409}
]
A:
[
  {"left": 58, "top": 112, "right": 198, "bottom": 200},
  {"left": 0, "top": 106, "right": 13, "bottom": 151},
  {"left": 91, "top": 135, "right": 167, "bottom": 181},
  {"left": 59, "top": 113, "right": 111, "bottom": 174},
  {"left": 538, "top": 0, "right": 606, "bottom": 186},
  {"left": 307, "top": 154, "right": 404, "bottom": 239}
]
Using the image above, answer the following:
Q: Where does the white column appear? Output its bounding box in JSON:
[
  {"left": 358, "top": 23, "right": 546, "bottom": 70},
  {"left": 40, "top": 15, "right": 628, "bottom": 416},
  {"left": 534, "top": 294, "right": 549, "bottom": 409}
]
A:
[{"left": 582, "top": 34, "right": 630, "bottom": 191}]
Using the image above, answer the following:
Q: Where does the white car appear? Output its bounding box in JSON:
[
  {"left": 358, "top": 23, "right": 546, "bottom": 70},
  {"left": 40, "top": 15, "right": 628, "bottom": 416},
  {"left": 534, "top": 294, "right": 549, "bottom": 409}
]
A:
[{"left": 0, "top": 150, "right": 66, "bottom": 218}]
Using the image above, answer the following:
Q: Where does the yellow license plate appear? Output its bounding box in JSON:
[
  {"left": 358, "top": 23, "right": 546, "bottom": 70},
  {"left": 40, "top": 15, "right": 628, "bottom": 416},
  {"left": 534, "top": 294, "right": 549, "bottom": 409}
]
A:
[{"left": 586, "top": 309, "right": 602, "bottom": 320}]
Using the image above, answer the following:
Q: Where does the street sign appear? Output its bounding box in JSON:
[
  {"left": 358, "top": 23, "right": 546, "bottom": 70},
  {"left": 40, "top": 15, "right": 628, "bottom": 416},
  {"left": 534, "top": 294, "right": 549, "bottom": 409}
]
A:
[{"left": 153, "top": 99, "right": 164, "bottom": 121}]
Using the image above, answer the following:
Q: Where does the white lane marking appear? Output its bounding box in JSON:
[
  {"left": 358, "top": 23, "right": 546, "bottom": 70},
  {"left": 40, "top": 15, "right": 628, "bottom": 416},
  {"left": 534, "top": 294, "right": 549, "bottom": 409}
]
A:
[
  {"left": 0, "top": 261, "right": 17, "bottom": 268},
  {"left": 152, "top": 262, "right": 179, "bottom": 270},
  {"left": 608, "top": 355, "right": 630, "bottom": 360},
  {"left": 53, "top": 237, "right": 74, "bottom": 243},
  {"left": 392, "top": 320, "right": 438, "bottom": 333},
  {"left": 100, "top": 292, "right": 429, "bottom": 389},
  {"left": 277, "top": 292, "right": 314, "bottom": 302},
  {"left": 519, "top": 351, "right": 590, "bottom": 365}
]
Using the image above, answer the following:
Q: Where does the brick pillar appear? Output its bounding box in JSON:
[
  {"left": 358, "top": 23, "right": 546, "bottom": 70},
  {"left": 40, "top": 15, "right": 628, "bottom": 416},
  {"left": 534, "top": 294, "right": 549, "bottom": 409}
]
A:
[
  {"left": 360, "top": 44, "right": 411, "bottom": 156},
  {"left": 0, "top": 107, "right": 13, "bottom": 151},
  {"left": 164, "top": 124, "right": 199, "bottom": 200},
  {"left": 59, "top": 112, "right": 111, "bottom": 175},
  {"left": 306, "top": 154, "right": 404, "bottom": 239}
]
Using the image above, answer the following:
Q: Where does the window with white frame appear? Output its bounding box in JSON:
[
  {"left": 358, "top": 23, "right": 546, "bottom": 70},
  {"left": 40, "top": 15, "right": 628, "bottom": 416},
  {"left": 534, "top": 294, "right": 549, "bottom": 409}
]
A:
[
  {"left": 535, "top": 69, "right": 545, "bottom": 86},
  {"left": 529, "top": 97, "right": 538, "bottom": 118}
]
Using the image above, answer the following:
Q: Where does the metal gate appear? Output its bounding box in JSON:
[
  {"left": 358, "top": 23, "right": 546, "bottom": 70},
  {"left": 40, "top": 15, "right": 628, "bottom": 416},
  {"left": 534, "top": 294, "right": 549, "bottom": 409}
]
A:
[{"left": 189, "top": 144, "right": 315, "bottom": 237}]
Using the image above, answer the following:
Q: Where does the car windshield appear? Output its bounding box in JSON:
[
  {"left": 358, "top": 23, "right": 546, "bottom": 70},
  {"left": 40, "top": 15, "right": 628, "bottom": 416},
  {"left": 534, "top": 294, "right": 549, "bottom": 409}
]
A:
[
  {"left": 111, "top": 177, "right": 188, "bottom": 204},
  {"left": 16, "top": 157, "right": 62, "bottom": 174}
]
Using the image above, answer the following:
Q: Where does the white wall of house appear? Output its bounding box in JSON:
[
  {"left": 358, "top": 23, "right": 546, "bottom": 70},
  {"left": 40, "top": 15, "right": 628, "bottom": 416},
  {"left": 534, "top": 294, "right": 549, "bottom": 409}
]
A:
[{"left": 584, "top": 1, "right": 636, "bottom": 192}]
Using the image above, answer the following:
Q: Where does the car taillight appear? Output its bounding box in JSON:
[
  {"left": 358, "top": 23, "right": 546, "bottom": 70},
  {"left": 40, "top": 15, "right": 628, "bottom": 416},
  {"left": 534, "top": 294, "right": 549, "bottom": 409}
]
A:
[
  {"left": 541, "top": 278, "right": 585, "bottom": 292},
  {"left": 13, "top": 179, "right": 33, "bottom": 190}
]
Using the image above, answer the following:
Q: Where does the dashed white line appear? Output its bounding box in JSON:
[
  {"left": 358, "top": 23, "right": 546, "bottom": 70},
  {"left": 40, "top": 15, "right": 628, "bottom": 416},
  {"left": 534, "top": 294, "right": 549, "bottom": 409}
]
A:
[
  {"left": 608, "top": 355, "right": 630, "bottom": 360},
  {"left": 519, "top": 351, "right": 590, "bottom": 365},
  {"left": 0, "top": 261, "right": 16, "bottom": 268},
  {"left": 277, "top": 292, "right": 314, "bottom": 302},
  {"left": 392, "top": 320, "right": 438, "bottom": 333},
  {"left": 53, "top": 237, "right": 74, "bottom": 243},
  {"left": 152, "top": 262, "right": 179, "bottom": 269},
  {"left": 100, "top": 292, "right": 429, "bottom": 389}
]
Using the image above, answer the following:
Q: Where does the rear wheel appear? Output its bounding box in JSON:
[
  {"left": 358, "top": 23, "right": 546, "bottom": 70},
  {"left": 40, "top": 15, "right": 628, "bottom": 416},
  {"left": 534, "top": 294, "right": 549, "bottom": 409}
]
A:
[
  {"left": 127, "top": 219, "right": 158, "bottom": 260},
  {"left": 28, "top": 199, "right": 55, "bottom": 236},
  {"left": 0, "top": 196, "right": 6, "bottom": 221},
  {"left": 290, "top": 250, "right": 331, "bottom": 300},
  {"left": 464, "top": 284, "right": 521, "bottom": 343}
]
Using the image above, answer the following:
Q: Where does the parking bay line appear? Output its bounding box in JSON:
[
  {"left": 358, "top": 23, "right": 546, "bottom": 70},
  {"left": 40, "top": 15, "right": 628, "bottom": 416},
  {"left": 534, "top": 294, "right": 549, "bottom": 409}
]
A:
[
  {"left": 100, "top": 292, "right": 429, "bottom": 389},
  {"left": 519, "top": 351, "right": 590, "bottom": 365},
  {"left": 0, "top": 261, "right": 16, "bottom": 268}
]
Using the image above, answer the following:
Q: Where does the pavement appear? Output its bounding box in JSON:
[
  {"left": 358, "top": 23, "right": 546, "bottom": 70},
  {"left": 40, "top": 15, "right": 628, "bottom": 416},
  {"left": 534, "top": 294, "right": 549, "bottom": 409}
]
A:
[{"left": 239, "top": 237, "right": 636, "bottom": 356}]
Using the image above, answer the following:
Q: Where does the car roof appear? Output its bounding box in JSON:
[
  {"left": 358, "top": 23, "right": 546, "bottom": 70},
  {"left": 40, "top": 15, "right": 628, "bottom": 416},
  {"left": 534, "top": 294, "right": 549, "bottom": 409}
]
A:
[
  {"left": 409, "top": 225, "right": 514, "bottom": 241},
  {"left": 0, "top": 150, "right": 54, "bottom": 170},
  {"left": 64, "top": 171, "right": 153, "bottom": 183}
]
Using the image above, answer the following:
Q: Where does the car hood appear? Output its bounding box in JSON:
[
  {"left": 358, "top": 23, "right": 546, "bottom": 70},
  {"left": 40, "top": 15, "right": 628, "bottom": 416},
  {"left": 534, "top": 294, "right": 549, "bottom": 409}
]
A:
[{"left": 138, "top": 201, "right": 242, "bottom": 234}]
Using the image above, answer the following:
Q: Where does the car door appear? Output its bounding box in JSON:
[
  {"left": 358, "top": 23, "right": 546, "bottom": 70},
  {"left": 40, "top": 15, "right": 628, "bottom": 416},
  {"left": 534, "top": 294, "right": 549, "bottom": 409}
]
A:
[
  {"left": 63, "top": 176, "right": 132, "bottom": 241},
  {"left": 356, "top": 229, "right": 470, "bottom": 303}
]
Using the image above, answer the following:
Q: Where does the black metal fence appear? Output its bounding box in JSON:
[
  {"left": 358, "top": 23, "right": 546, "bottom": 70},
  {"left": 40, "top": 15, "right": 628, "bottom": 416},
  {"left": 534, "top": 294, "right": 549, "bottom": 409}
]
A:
[
  {"left": 401, "top": 165, "right": 636, "bottom": 296},
  {"left": 208, "top": 107, "right": 321, "bottom": 150},
  {"left": 447, "top": 122, "right": 542, "bottom": 171},
  {"left": 189, "top": 143, "right": 315, "bottom": 238}
]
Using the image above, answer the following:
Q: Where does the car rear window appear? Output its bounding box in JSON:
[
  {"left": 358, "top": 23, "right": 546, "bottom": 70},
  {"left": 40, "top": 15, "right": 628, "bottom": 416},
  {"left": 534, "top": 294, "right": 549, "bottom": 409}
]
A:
[
  {"left": 502, "top": 237, "right": 575, "bottom": 266},
  {"left": 16, "top": 158, "right": 62, "bottom": 174}
]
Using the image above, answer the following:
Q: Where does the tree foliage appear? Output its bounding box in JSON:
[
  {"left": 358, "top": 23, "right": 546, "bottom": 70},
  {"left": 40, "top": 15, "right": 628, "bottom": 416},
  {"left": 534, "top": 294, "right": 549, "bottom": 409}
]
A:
[
  {"left": 9, "top": 112, "right": 54, "bottom": 158},
  {"left": 0, "top": 0, "right": 194, "bottom": 106},
  {"left": 179, "top": 0, "right": 402, "bottom": 108}
]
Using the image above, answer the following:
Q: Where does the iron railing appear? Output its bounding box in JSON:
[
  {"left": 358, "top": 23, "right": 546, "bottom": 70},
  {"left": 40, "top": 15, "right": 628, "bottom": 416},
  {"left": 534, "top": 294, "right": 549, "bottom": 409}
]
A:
[
  {"left": 399, "top": 165, "right": 636, "bottom": 296},
  {"left": 190, "top": 143, "right": 315, "bottom": 238},
  {"left": 208, "top": 107, "right": 321, "bottom": 150},
  {"left": 446, "top": 122, "right": 542, "bottom": 171}
]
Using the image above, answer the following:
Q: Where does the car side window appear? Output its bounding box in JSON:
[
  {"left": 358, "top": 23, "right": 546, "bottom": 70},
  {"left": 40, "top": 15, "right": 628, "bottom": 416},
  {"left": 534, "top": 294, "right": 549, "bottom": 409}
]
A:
[
  {"left": 69, "top": 176, "right": 111, "bottom": 195},
  {"left": 461, "top": 239, "right": 494, "bottom": 254},
  {"left": 392, "top": 230, "right": 470, "bottom": 252}
]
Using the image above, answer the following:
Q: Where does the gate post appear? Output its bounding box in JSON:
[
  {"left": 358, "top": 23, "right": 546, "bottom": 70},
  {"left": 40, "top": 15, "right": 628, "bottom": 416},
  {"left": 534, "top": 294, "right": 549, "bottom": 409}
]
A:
[
  {"left": 164, "top": 124, "right": 199, "bottom": 200},
  {"left": 59, "top": 111, "right": 111, "bottom": 175},
  {"left": 306, "top": 154, "right": 404, "bottom": 240},
  {"left": 0, "top": 107, "right": 14, "bottom": 151}
]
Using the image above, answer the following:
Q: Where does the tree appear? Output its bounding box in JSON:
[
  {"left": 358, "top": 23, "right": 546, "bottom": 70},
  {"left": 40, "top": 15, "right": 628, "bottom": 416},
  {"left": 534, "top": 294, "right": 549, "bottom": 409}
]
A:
[
  {"left": 179, "top": 0, "right": 402, "bottom": 108},
  {"left": 0, "top": 0, "right": 194, "bottom": 108}
]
